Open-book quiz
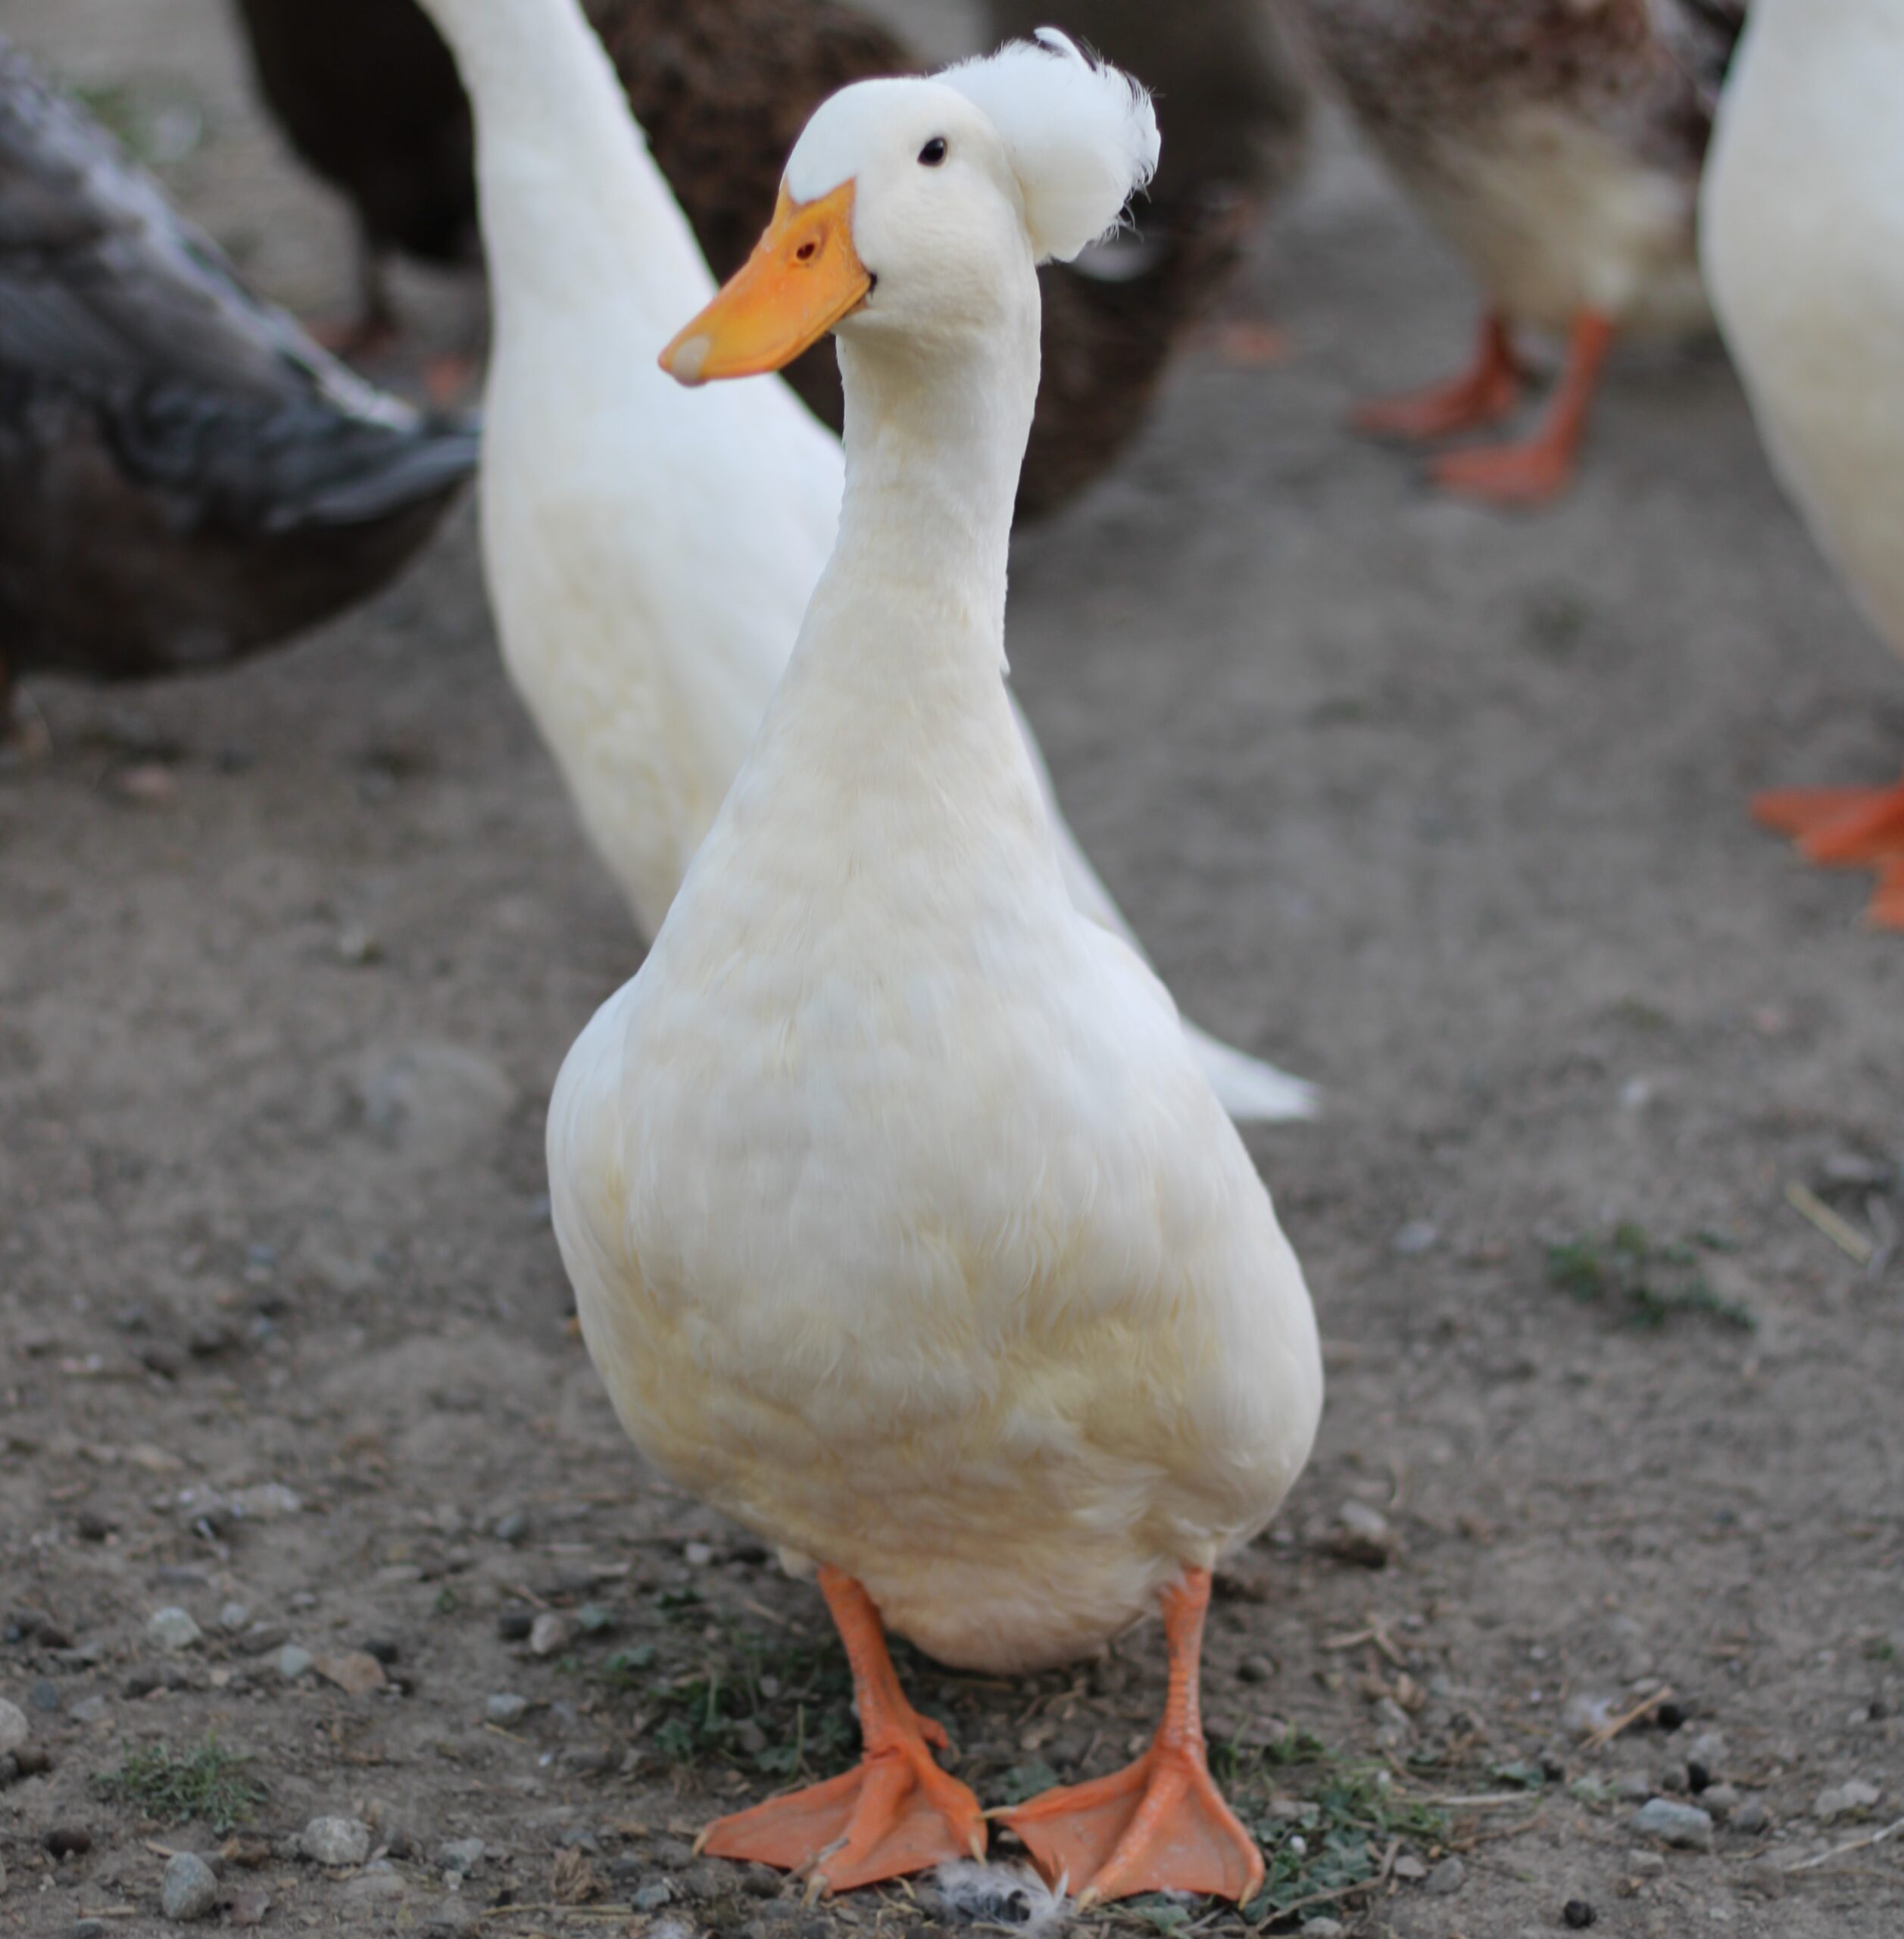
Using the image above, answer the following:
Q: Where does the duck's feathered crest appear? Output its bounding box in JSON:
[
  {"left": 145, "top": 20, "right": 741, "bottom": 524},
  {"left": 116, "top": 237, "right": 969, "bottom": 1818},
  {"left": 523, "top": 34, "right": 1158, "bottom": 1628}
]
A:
[{"left": 941, "top": 29, "right": 1159, "bottom": 265}]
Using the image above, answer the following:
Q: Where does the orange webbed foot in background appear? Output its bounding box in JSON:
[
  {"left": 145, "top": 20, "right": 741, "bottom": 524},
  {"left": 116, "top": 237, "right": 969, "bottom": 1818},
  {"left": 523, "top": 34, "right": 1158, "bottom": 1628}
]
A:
[
  {"left": 1353, "top": 311, "right": 1522, "bottom": 440},
  {"left": 1425, "top": 311, "right": 1615, "bottom": 510},
  {"left": 1753, "top": 776, "right": 1904, "bottom": 865},
  {"left": 697, "top": 1568, "right": 983, "bottom": 1894},
  {"left": 1868, "top": 857, "right": 1904, "bottom": 929},
  {"left": 997, "top": 1569, "right": 1263, "bottom": 1908}
]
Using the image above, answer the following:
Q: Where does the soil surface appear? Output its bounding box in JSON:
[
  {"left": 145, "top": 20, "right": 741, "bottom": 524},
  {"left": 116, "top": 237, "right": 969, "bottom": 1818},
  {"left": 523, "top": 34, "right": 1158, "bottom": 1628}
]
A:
[{"left": 2, "top": 3, "right": 1900, "bottom": 1937}]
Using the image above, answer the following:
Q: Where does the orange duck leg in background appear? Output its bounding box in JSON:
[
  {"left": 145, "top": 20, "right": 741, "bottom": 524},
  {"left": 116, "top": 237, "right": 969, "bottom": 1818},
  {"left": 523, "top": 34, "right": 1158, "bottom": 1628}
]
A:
[
  {"left": 998, "top": 1569, "right": 1263, "bottom": 1909},
  {"left": 1353, "top": 309, "right": 1524, "bottom": 441},
  {"left": 1428, "top": 311, "right": 1615, "bottom": 508},
  {"left": 697, "top": 1567, "right": 985, "bottom": 1894}
]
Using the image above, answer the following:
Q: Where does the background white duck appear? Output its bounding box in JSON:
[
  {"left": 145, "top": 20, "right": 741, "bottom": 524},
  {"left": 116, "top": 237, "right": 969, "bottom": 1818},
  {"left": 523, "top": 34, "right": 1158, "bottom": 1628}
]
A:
[
  {"left": 1702, "top": 0, "right": 1904, "bottom": 927},
  {"left": 414, "top": 0, "right": 1315, "bottom": 1122},
  {"left": 550, "top": 35, "right": 1321, "bottom": 1905}
]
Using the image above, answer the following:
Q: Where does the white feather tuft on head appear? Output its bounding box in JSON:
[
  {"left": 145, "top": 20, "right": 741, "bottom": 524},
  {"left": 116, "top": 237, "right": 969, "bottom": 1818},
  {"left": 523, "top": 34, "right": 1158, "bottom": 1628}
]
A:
[{"left": 940, "top": 29, "right": 1160, "bottom": 264}]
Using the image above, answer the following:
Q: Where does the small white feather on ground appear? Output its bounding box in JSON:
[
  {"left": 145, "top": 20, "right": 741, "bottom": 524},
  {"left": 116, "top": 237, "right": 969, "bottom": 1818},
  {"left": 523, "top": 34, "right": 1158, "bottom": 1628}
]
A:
[{"left": 935, "top": 1858, "right": 1071, "bottom": 1934}]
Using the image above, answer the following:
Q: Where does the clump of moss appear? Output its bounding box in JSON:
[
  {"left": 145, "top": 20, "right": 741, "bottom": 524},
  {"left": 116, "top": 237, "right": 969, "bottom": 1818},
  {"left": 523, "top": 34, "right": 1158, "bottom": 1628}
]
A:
[
  {"left": 94, "top": 1734, "right": 264, "bottom": 1831},
  {"left": 1195, "top": 1731, "right": 1450, "bottom": 1927},
  {"left": 598, "top": 1597, "right": 857, "bottom": 1781},
  {"left": 1546, "top": 1224, "right": 1754, "bottom": 1332}
]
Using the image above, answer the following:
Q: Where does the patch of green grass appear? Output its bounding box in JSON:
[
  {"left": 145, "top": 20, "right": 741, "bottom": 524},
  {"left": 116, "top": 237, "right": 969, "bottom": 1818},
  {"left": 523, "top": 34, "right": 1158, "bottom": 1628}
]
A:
[
  {"left": 1206, "top": 1737, "right": 1448, "bottom": 1927},
  {"left": 94, "top": 1735, "right": 264, "bottom": 1832},
  {"left": 1122, "top": 1899, "right": 1193, "bottom": 1933},
  {"left": 1865, "top": 1637, "right": 1896, "bottom": 1663},
  {"left": 1545, "top": 1224, "right": 1755, "bottom": 1333},
  {"left": 996, "top": 1759, "right": 1061, "bottom": 1806},
  {"left": 598, "top": 1618, "right": 859, "bottom": 1782}
]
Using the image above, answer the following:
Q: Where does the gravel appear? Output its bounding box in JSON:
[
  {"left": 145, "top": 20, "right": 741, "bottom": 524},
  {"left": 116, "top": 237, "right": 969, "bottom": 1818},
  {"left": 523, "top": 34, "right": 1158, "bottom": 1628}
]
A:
[
  {"left": 1425, "top": 1856, "right": 1465, "bottom": 1896},
  {"left": 161, "top": 1850, "right": 221, "bottom": 1922},
  {"left": 276, "top": 1645, "right": 315, "bottom": 1681},
  {"left": 301, "top": 1816, "right": 373, "bottom": 1867},
  {"left": 485, "top": 1692, "right": 527, "bottom": 1724},
  {"left": 0, "top": 1698, "right": 27, "bottom": 1756},
  {"left": 1731, "top": 1797, "right": 1772, "bottom": 1834},
  {"left": 1814, "top": 1779, "right": 1882, "bottom": 1822},
  {"left": 439, "top": 1837, "right": 485, "bottom": 1875},
  {"left": 1630, "top": 1798, "right": 1715, "bottom": 1850},
  {"left": 1326, "top": 1500, "right": 1395, "bottom": 1566},
  {"left": 146, "top": 1606, "right": 202, "bottom": 1651}
]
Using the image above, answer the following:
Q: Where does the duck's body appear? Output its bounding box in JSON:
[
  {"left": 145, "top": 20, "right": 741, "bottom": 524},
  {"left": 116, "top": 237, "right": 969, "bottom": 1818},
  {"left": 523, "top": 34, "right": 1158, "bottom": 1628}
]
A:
[
  {"left": 420, "top": 0, "right": 1315, "bottom": 1121},
  {"left": 1702, "top": 0, "right": 1904, "bottom": 922},
  {"left": 1287, "top": 0, "right": 1744, "bottom": 504},
  {"left": 0, "top": 36, "right": 476, "bottom": 720},
  {"left": 554, "top": 42, "right": 1319, "bottom": 1901}
]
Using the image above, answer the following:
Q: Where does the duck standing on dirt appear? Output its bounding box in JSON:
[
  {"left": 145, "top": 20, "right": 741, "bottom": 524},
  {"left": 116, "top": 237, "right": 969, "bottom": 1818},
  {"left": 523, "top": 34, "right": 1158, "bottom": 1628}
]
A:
[
  {"left": 228, "top": 0, "right": 1291, "bottom": 520},
  {"left": 1703, "top": 0, "right": 1904, "bottom": 925},
  {"left": 1283, "top": 0, "right": 1745, "bottom": 507},
  {"left": 0, "top": 35, "right": 478, "bottom": 728},
  {"left": 551, "top": 33, "right": 1322, "bottom": 1904}
]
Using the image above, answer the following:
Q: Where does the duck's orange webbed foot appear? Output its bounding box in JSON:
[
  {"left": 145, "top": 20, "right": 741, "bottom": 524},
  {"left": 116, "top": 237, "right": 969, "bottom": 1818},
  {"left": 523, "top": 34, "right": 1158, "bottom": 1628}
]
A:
[
  {"left": 1427, "top": 310, "right": 1615, "bottom": 509},
  {"left": 997, "top": 1569, "right": 1263, "bottom": 1908},
  {"left": 697, "top": 1568, "right": 984, "bottom": 1895},
  {"left": 1353, "top": 311, "right": 1522, "bottom": 440},
  {"left": 1753, "top": 776, "right": 1904, "bottom": 865}
]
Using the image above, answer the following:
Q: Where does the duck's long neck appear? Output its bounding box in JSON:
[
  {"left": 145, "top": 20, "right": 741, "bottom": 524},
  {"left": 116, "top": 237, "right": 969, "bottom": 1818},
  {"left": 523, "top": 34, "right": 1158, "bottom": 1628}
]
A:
[
  {"left": 420, "top": 0, "right": 712, "bottom": 333},
  {"left": 800, "top": 314, "right": 1040, "bottom": 719},
  {"left": 728, "top": 294, "right": 1056, "bottom": 885}
]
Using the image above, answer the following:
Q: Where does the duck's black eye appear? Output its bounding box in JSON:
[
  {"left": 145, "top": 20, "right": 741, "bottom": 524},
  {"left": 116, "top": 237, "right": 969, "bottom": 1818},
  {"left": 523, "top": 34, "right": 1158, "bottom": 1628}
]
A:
[{"left": 918, "top": 136, "right": 947, "bottom": 167}]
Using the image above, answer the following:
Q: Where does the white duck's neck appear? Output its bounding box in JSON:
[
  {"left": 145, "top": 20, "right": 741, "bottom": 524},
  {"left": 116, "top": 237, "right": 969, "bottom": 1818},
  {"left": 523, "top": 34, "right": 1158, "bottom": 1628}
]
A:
[
  {"left": 719, "top": 295, "right": 1050, "bottom": 879},
  {"left": 802, "top": 311, "right": 1040, "bottom": 713},
  {"left": 420, "top": 0, "right": 713, "bottom": 333}
]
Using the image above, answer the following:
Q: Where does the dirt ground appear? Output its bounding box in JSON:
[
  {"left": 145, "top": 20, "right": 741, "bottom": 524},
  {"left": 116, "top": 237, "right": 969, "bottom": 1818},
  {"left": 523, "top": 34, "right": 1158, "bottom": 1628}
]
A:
[{"left": 2, "top": 2, "right": 1900, "bottom": 1936}]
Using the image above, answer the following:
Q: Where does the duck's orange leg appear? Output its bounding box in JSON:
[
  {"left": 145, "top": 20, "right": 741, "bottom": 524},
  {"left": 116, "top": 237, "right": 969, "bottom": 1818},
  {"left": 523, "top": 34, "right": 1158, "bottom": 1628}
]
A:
[
  {"left": 1753, "top": 773, "right": 1904, "bottom": 865},
  {"left": 1431, "top": 310, "right": 1615, "bottom": 507},
  {"left": 1353, "top": 311, "right": 1523, "bottom": 440},
  {"left": 698, "top": 1566, "right": 984, "bottom": 1894},
  {"left": 1869, "top": 857, "right": 1904, "bottom": 929},
  {"left": 997, "top": 1569, "right": 1263, "bottom": 1909}
]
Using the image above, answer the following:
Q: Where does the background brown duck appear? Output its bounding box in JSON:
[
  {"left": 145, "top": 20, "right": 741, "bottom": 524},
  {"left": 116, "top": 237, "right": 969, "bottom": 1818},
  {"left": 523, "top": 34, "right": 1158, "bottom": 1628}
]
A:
[
  {"left": 1281, "top": 0, "right": 1746, "bottom": 506},
  {"left": 230, "top": 0, "right": 476, "bottom": 353},
  {"left": 230, "top": 0, "right": 1312, "bottom": 522},
  {"left": 0, "top": 35, "right": 479, "bottom": 730}
]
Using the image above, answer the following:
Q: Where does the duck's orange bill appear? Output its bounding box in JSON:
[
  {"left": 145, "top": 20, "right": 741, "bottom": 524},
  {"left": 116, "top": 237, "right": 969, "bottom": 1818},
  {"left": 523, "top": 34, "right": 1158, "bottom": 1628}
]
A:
[{"left": 660, "top": 180, "right": 869, "bottom": 386}]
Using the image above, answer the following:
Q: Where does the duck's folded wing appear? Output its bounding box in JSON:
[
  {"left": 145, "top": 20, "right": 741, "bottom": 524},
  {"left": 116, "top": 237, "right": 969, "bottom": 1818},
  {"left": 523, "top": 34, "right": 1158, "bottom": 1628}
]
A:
[{"left": 0, "top": 36, "right": 423, "bottom": 429}]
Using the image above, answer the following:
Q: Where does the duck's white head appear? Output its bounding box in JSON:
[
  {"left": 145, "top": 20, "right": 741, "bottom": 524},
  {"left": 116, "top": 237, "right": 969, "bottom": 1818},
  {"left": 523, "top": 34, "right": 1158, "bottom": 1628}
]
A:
[{"left": 660, "top": 30, "right": 1158, "bottom": 386}]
